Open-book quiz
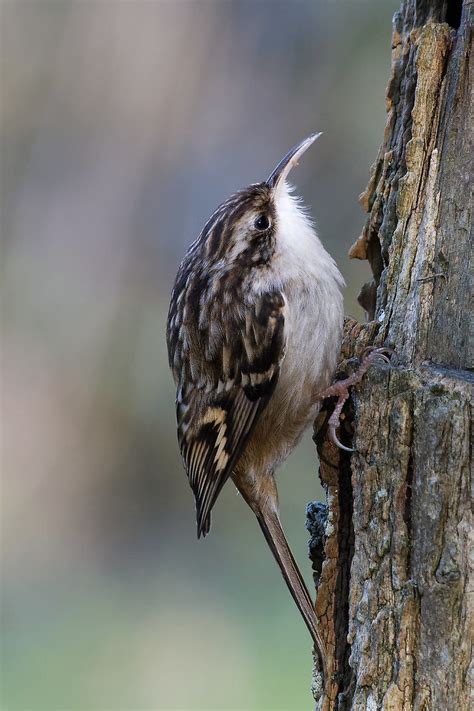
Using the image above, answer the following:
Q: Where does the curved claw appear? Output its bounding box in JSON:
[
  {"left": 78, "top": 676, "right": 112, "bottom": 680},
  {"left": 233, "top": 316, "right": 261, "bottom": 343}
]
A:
[
  {"left": 329, "top": 425, "right": 355, "bottom": 453},
  {"left": 361, "top": 346, "right": 394, "bottom": 363},
  {"left": 369, "top": 353, "right": 391, "bottom": 366}
]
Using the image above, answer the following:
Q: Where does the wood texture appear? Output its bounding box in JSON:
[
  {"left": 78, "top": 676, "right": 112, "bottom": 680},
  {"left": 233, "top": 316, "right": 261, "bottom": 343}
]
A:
[{"left": 311, "top": 2, "right": 472, "bottom": 708}]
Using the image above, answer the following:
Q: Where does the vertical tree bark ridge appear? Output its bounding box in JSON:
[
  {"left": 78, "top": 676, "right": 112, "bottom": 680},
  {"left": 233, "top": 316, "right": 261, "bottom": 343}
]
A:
[
  {"left": 311, "top": 401, "right": 355, "bottom": 708},
  {"left": 312, "top": 2, "right": 472, "bottom": 709}
]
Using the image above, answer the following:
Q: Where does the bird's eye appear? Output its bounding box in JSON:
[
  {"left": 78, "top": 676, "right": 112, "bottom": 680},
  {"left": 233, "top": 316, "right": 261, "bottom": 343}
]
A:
[{"left": 254, "top": 214, "right": 270, "bottom": 231}]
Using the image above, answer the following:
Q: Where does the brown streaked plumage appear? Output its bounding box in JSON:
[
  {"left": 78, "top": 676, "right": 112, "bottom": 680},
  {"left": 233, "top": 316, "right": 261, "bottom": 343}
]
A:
[{"left": 166, "top": 134, "right": 345, "bottom": 686}]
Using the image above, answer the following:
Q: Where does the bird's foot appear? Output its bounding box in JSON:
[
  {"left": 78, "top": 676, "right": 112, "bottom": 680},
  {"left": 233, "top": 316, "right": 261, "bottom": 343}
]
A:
[{"left": 317, "top": 347, "right": 393, "bottom": 452}]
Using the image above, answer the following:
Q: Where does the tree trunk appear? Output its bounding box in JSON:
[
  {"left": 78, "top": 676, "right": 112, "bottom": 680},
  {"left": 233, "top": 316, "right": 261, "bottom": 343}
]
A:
[{"left": 310, "top": 2, "right": 472, "bottom": 709}]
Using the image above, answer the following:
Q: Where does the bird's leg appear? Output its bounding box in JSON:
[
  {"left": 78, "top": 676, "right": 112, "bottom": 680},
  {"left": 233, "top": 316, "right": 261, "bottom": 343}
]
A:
[{"left": 317, "top": 347, "right": 392, "bottom": 452}]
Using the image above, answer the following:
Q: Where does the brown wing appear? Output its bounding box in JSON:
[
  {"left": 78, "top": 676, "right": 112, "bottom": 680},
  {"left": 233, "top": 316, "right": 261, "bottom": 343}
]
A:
[{"left": 169, "top": 289, "right": 286, "bottom": 537}]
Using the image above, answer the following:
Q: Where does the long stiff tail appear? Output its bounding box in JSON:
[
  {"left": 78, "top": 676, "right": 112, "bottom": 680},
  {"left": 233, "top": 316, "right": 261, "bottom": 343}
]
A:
[{"left": 256, "top": 505, "right": 328, "bottom": 683}]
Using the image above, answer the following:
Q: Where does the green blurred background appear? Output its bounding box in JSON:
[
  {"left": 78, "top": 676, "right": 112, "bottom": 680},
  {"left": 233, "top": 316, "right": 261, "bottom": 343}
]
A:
[{"left": 2, "top": 1, "right": 398, "bottom": 709}]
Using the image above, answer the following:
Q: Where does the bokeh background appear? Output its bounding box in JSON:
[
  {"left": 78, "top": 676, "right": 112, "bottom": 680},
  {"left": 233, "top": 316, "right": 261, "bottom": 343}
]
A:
[{"left": 2, "top": 2, "right": 398, "bottom": 709}]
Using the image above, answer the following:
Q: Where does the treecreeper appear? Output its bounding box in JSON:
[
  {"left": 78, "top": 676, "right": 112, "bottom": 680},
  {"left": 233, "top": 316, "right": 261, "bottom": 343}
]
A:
[{"left": 166, "top": 135, "right": 386, "bottom": 689}]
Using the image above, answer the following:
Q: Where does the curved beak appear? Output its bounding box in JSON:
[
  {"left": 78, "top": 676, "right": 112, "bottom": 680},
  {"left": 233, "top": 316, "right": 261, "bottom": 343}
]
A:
[{"left": 266, "top": 132, "right": 322, "bottom": 190}]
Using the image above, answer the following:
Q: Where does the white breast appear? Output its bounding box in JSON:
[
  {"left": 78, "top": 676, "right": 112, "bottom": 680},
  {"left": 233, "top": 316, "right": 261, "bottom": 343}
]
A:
[
  {"left": 276, "top": 184, "right": 344, "bottom": 388},
  {"left": 246, "top": 183, "right": 344, "bottom": 468}
]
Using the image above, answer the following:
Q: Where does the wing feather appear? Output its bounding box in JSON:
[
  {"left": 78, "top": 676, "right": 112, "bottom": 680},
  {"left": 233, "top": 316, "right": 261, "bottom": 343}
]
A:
[{"left": 170, "top": 289, "right": 286, "bottom": 537}]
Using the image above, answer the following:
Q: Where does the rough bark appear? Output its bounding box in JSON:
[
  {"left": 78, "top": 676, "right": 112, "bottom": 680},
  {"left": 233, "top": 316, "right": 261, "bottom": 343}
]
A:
[{"left": 310, "top": 2, "right": 472, "bottom": 709}]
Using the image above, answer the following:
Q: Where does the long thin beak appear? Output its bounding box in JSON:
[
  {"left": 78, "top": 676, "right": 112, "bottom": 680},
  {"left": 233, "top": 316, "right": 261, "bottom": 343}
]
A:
[{"left": 266, "top": 132, "right": 322, "bottom": 189}]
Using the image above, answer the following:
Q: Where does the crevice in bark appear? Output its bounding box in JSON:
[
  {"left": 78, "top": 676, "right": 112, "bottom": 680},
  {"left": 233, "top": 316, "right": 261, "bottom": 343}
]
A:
[
  {"left": 333, "top": 419, "right": 355, "bottom": 710},
  {"left": 411, "top": 1, "right": 450, "bottom": 26},
  {"left": 307, "top": 501, "right": 328, "bottom": 589},
  {"left": 445, "top": 0, "right": 462, "bottom": 29},
  {"left": 403, "top": 450, "right": 414, "bottom": 577}
]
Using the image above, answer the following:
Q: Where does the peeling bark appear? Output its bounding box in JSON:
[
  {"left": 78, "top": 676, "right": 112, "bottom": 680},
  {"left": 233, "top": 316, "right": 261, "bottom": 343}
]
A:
[{"left": 310, "top": 2, "right": 472, "bottom": 709}]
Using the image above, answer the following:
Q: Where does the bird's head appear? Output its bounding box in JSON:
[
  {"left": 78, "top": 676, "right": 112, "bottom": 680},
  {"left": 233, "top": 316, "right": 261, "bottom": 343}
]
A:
[{"left": 198, "top": 133, "right": 322, "bottom": 271}]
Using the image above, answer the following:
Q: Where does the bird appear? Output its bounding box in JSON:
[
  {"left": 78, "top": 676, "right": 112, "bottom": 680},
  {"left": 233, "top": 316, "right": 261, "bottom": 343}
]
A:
[{"left": 166, "top": 134, "right": 346, "bottom": 682}]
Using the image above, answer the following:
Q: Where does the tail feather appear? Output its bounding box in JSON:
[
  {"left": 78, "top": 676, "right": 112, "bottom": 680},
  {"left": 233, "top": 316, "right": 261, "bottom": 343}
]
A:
[
  {"left": 197, "top": 511, "right": 211, "bottom": 538},
  {"left": 256, "top": 506, "right": 328, "bottom": 682}
]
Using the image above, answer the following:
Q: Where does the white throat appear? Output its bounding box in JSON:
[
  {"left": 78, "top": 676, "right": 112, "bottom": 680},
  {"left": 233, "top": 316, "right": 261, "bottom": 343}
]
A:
[{"left": 272, "top": 181, "right": 345, "bottom": 293}]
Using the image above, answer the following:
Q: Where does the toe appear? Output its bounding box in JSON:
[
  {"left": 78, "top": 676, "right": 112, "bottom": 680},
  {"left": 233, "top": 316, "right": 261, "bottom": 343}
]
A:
[{"left": 329, "top": 425, "right": 355, "bottom": 453}]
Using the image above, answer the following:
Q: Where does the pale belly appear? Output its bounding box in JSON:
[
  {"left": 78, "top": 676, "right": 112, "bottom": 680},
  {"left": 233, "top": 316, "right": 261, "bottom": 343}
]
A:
[{"left": 236, "top": 282, "right": 343, "bottom": 478}]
